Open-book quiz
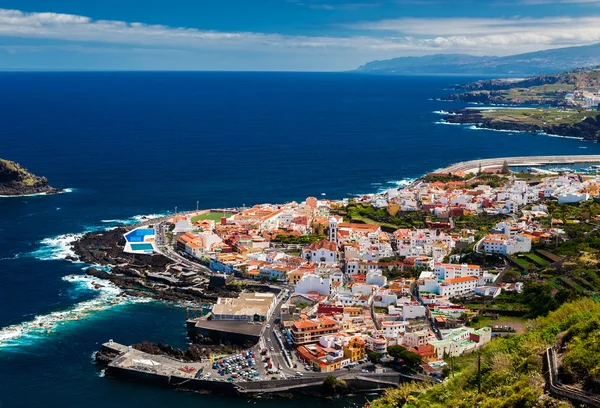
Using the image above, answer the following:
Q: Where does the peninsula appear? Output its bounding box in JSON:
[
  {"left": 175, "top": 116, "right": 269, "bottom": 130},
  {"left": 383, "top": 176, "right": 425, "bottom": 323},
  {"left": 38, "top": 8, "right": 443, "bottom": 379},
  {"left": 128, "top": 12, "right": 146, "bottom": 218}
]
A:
[
  {"left": 440, "top": 67, "right": 600, "bottom": 139},
  {"left": 82, "top": 155, "right": 600, "bottom": 406},
  {"left": 0, "top": 158, "right": 62, "bottom": 196}
]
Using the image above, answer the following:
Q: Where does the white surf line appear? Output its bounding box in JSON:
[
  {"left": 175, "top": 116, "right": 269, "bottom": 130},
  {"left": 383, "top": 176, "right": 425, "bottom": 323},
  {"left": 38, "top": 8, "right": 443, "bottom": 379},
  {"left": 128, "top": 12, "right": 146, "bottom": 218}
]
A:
[
  {"left": 0, "top": 275, "right": 150, "bottom": 349},
  {"left": 0, "top": 188, "right": 75, "bottom": 198}
]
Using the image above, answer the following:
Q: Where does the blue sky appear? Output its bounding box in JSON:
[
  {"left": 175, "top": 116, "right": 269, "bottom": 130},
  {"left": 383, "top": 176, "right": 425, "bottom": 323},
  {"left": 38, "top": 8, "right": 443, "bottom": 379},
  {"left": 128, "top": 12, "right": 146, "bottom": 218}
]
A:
[{"left": 1, "top": 0, "right": 600, "bottom": 70}]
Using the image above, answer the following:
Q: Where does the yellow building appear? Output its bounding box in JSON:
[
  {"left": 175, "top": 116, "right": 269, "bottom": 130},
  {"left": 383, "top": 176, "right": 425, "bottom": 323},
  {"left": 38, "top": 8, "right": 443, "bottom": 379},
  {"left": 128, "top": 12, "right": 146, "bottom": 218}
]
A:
[{"left": 343, "top": 337, "right": 367, "bottom": 362}]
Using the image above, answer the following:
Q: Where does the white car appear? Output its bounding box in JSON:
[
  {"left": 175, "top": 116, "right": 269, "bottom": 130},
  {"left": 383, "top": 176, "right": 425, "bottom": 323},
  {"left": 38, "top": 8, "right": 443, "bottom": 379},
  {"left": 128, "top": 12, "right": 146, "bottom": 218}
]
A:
[{"left": 270, "top": 347, "right": 274, "bottom": 351}]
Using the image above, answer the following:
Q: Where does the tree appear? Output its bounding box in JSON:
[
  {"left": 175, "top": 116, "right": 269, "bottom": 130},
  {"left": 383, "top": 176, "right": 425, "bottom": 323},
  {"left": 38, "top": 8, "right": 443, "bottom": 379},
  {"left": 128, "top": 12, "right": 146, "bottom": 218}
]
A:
[
  {"left": 503, "top": 268, "right": 522, "bottom": 283},
  {"left": 387, "top": 345, "right": 422, "bottom": 367},
  {"left": 501, "top": 160, "right": 510, "bottom": 175},
  {"left": 323, "top": 375, "right": 348, "bottom": 392},
  {"left": 323, "top": 375, "right": 338, "bottom": 389},
  {"left": 367, "top": 351, "right": 382, "bottom": 364}
]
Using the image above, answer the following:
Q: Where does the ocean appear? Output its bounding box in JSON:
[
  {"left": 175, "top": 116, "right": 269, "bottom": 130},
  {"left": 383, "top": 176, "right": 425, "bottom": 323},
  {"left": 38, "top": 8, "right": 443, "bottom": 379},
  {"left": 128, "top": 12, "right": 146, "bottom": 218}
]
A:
[{"left": 0, "top": 72, "right": 598, "bottom": 407}]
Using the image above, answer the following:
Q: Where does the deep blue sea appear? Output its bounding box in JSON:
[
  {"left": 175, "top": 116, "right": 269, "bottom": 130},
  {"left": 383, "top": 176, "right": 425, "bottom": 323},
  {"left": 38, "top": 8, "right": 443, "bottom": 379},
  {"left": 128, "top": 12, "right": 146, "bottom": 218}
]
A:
[{"left": 0, "top": 72, "right": 598, "bottom": 407}]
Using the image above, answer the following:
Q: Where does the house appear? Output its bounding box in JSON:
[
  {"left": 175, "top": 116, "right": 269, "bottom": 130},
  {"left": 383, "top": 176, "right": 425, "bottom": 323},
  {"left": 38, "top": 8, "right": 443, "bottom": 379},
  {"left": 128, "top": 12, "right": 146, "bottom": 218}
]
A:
[
  {"left": 295, "top": 273, "right": 331, "bottom": 295},
  {"left": 439, "top": 276, "right": 478, "bottom": 297},
  {"left": 483, "top": 234, "right": 531, "bottom": 255},
  {"left": 291, "top": 317, "right": 340, "bottom": 345},
  {"left": 302, "top": 239, "right": 339, "bottom": 263}
]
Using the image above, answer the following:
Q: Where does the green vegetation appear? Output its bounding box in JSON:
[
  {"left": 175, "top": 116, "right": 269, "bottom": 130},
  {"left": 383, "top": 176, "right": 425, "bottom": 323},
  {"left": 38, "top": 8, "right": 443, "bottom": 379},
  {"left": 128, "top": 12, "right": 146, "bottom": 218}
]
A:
[
  {"left": 367, "top": 352, "right": 383, "bottom": 364},
  {"left": 271, "top": 234, "right": 326, "bottom": 245},
  {"left": 452, "top": 214, "right": 500, "bottom": 234},
  {"left": 323, "top": 375, "right": 348, "bottom": 392},
  {"left": 482, "top": 108, "right": 595, "bottom": 127},
  {"left": 521, "top": 253, "right": 550, "bottom": 267},
  {"left": 368, "top": 298, "right": 600, "bottom": 408},
  {"left": 387, "top": 345, "right": 422, "bottom": 368},
  {"left": 0, "top": 158, "right": 51, "bottom": 191},
  {"left": 191, "top": 212, "right": 233, "bottom": 223},
  {"left": 337, "top": 204, "right": 430, "bottom": 230}
]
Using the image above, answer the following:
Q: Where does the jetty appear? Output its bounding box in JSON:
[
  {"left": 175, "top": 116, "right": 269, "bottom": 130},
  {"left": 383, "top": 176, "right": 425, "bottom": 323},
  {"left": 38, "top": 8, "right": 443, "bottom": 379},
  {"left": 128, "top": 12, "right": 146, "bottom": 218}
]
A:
[
  {"left": 438, "top": 155, "right": 600, "bottom": 174},
  {"left": 98, "top": 341, "right": 421, "bottom": 397}
]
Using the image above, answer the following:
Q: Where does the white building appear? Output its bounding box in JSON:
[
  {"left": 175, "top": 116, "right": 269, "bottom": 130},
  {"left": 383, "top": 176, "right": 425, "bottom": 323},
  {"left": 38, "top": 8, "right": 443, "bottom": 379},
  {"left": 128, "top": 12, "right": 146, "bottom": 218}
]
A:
[
  {"left": 295, "top": 274, "right": 331, "bottom": 295},
  {"left": 433, "top": 263, "right": 481, "bottom": 280},
  {"left": 402, "top": 304, "right": 427, "bottom": 320},
  {"left": 438, "top": 276, "right": 478, "bottom": 297},
  {"left": 302, "top": 239, "right": 339, "bottom": 263},
  {"left": 557, "top": 192, "right": 590, "bottom": 204},
  {"left": 483, "top": 234, "right": 531, "bottom": 255},
  {"left": 366, "top": 270, "right": 387, "bottom": 287}
]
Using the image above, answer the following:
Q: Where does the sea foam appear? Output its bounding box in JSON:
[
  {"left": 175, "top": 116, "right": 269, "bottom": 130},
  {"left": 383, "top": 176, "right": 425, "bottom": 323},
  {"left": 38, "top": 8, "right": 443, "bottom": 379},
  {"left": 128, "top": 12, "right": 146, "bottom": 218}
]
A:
[
  {"left": 0, "top": 275, "right": 149, "bottom": 349},
  {"left": 29, "top": 233, "right": 83, "bottom": 262}
]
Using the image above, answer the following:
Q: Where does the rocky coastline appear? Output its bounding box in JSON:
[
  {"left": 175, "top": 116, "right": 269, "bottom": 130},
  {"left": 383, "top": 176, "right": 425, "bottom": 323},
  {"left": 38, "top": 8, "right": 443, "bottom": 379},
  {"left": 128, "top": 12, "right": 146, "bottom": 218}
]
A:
[
  {"left": 0, "top": 158, "right": 62, "bottom": 196},
  {"left": 443, "top": 91, "right": 564, "bottom": 106},
  {"left": 71, "top": 227, "right": 243, "bottom": 303},
  {"left": 443, "top": 109, "right": 600, "bottom": 140}
]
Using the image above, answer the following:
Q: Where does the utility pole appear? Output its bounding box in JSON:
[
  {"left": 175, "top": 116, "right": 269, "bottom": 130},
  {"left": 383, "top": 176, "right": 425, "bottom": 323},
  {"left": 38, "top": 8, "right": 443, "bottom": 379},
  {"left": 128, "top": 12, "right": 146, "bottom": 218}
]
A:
[{"left": 477, "top": 348, "right": 482, "bottom": 393}]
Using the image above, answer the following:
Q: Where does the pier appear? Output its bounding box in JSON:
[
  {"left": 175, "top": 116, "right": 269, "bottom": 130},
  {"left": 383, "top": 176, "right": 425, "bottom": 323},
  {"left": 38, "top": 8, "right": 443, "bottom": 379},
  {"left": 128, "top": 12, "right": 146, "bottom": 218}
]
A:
[
  {"left": 437, "top": 155, "right": 600, "bottom": 174},
  {"left": 99, "top": 341, "right": 417, "bottom": 397}
]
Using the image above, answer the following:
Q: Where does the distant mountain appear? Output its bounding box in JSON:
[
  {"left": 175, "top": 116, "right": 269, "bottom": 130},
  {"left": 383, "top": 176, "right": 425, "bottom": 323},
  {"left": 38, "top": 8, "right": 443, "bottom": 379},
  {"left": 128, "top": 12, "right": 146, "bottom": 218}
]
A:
[{"left": 355, "top": 43, "right": 600, "bottom": 75}]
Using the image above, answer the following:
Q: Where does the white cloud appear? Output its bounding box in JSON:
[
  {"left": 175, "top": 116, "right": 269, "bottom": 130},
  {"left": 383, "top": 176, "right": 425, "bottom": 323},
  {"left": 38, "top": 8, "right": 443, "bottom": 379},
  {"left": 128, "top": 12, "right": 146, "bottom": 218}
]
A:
[
  {"left": 349, "top": 16, "right": 600, "bottom": 50},
  {"left": 1, "top": 8, "right": 600, "bottom": 69}
]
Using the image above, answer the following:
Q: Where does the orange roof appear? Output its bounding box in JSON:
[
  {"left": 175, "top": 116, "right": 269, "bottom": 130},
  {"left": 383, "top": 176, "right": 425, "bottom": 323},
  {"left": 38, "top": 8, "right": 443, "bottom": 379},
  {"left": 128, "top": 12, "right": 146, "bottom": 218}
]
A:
[
  {"left": 293, "top": 320, "right": 318, "bottom": 330},
  {"left": 177, "top": 232, "right": 197, "bottom": 244},
  {"left": 443, "top": 276, "right": 478, "bottom": 284},
  {"left": 338, "top": 223, "right": 380, "bottom": 233}
]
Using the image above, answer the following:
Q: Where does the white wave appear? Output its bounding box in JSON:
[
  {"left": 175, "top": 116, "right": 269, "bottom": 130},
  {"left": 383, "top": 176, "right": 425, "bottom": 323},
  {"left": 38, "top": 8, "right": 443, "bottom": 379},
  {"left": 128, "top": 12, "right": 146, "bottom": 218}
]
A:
[
  {"left": 0, "top": 275, "right": 150, "bottom": 349},
  {"left": 579, "top": 146, "right": 588, "bottom": 149},
  {"left": 0, "top": 188, "right": 75, "bottom": 198},
  {"left": 537, "top": 132, "right": 584, "bottom": 140},
  {"left": 29, "top": 233, "right": 83, "bottom": 262},
  {"left": 0, "top": 253, "right": 21, "bottom": 261},
  {"left": 101, "top": 212, "right": 168, "bottom": 225},
  {"left": 387, "top": 179, "right": 416, "bottom": 187},
  {"left": 432, "top": 110, "right": 458, "bottom": 116},
  {"left": 435, "top": 120, "right": 462, "bottom": 125}
]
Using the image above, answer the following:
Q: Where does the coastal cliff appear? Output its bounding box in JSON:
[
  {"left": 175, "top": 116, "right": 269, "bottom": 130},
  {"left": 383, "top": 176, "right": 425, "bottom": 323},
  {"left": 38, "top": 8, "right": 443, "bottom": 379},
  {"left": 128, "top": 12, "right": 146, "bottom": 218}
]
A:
[
  {"left": 444, "top": 109, "right": 600, "bottom": 140},
  {"left": 445, "top": 67, "right": 600, "bottom": 106},
  {"left": 0, "top": 158, "right": 61, "bottom": 196}
]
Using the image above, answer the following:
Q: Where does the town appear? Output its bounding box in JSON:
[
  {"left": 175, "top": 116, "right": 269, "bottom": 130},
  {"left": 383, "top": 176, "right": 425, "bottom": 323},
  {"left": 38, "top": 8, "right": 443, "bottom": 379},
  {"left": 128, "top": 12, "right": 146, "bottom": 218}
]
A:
[{"left": 97, "top": 156, "right": 600, "bottom": 400}]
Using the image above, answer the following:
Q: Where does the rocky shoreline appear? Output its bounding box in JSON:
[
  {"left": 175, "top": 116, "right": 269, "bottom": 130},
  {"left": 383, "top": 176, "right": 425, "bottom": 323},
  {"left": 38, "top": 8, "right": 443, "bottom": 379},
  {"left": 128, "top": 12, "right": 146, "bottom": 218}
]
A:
[
  {"left": 0, "top": 158, "right": 63, "bottom": 196},
  {"left": 442, "top": 108, "right": 600, "bottom": 140},
  {"left": 71, "top": 227, "right": 243, "bottom": 303},
  {"left": 442, "top": 91, "right": 564, "bottom": 107}
]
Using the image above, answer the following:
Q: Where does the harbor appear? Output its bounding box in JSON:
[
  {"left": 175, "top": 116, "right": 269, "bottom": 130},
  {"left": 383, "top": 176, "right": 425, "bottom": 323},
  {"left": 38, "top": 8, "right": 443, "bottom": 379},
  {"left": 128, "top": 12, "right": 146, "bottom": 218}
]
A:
[{"left": 98, "top": 340, "right": 411, "bottom": 396}]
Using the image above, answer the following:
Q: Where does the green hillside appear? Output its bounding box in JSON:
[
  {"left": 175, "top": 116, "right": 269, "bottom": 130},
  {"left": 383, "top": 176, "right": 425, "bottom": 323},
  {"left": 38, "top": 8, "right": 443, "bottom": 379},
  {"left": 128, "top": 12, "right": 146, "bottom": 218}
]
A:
[{"left": 368, "top": 298, "right": 600, "bottom": 408}]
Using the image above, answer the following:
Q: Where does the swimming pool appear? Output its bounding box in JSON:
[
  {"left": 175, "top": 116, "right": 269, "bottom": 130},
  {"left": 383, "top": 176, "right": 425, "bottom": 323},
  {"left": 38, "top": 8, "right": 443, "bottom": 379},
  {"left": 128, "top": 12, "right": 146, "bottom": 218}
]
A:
[
  {"left": 125, "top": 228, "right": 154, "bottom": 243},
  {"left": 130, "top": 243, "right": 154, "bottom": 251}
]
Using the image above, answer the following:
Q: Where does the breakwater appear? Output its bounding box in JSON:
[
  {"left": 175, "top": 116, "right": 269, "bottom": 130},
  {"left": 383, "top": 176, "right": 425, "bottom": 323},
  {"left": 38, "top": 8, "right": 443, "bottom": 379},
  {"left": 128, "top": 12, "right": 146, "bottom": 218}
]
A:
[{"left": 438, "top": 155, "right": 600, "bottom": 174}]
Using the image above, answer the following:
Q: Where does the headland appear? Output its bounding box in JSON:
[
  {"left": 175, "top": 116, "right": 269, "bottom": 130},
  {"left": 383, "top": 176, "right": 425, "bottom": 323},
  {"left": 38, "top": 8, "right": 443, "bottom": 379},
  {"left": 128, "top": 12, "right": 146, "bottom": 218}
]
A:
[{"left": 0, "top": 158, "right": 62, "bottom": 196}]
